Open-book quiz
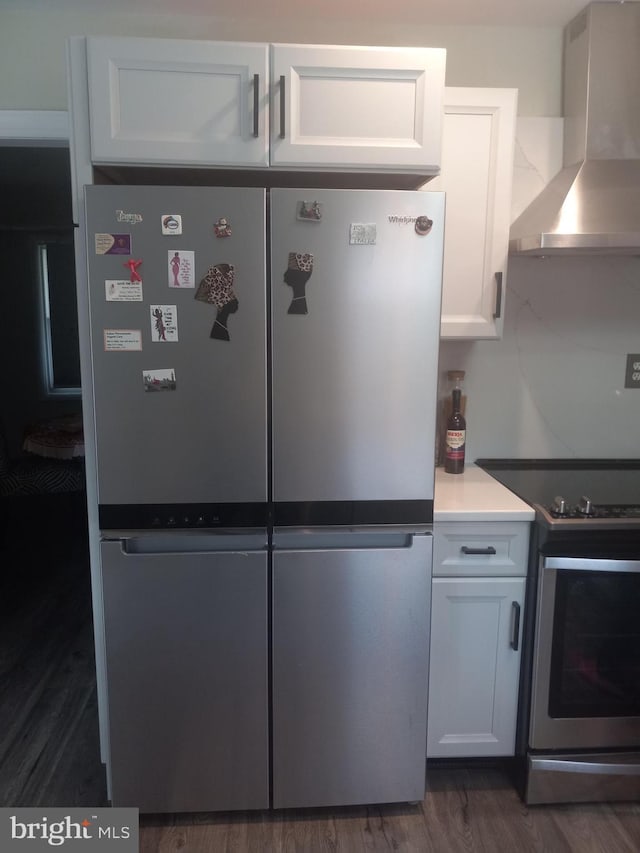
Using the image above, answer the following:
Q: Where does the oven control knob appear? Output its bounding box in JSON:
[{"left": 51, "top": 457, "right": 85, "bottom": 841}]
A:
[
  {"left": 552, "top": 496, "right": 568, "bottom": 516},
  {"left": 577, "top": 495, "right": 594, "bottom": 516}
]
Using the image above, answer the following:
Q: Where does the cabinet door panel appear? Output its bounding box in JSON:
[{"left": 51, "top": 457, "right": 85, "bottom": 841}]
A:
[
  {"left": 87, "top": 37, "right": 269, "bottom": 167},
  {"left": 270, "top": 44, "right": 445, "bottom": 171},
  {"left": 429, "top": 88, "right": 517, "bottom": 339},
  {"left": 427, "top": 576, "right": 524, "bottom": 757}
]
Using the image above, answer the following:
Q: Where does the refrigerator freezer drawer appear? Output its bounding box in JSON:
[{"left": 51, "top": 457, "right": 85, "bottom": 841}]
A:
[
  {"left": 101, "top": 538, "right": 269, "bottom": 813},
  {"left": 272, "top": 531, "right": 431, "bottom": 808}
]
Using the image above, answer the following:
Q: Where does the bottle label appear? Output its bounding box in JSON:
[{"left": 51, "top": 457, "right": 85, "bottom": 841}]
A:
[{"left": 446, "top": 429, "right": 466, "bottom": 452}]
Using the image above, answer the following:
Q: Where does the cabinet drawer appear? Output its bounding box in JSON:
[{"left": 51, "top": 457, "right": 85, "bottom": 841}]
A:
[{"left": 433, "top": 521, "right": 529, "bottom": 577}]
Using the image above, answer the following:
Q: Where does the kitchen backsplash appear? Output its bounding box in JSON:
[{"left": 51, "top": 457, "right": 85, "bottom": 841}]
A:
[
  {"left": 439, "top": 253, "right": 640, "bottom": 460},
  {"left": 439, "top": 117, "right": 640, "bottom": 461}
]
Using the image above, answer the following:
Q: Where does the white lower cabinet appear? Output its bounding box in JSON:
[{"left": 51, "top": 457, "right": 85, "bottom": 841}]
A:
[{"left": 427, "top": 522, "right": 528, "bottom": 758}]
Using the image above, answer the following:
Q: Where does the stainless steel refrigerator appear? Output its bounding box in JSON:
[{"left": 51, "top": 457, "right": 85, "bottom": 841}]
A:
[{"left": 84, "top": 184, "right": 443, "bottom": 813}]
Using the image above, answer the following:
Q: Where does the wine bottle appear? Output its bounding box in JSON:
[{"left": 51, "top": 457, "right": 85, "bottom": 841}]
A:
[{"left": 444, "top": 386, "right": 466, "bottom": 474}]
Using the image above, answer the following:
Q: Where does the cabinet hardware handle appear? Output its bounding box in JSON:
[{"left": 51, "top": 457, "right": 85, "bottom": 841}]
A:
[
  {"left": 279, "top": 75, "right": 286, "bottom": 139},
  {"left": 460, "top": 546, "right": 497, "bottom": 555},
  {"left": 510, "top": 601, "right": 521, "bottom": 651},
  {"left": 253, "top": 74, "right": 260, "bottom": 138},
  {"left": 493, "top": 272, "right": 503, "bottom": 319}
]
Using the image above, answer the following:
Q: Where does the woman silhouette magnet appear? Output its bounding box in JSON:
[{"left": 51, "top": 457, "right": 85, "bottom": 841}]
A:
[
  {"left": 284, "top": 252, "right": 314, "bottom": 315},
  {"left": 195, "top": 263, "right": 238, "bottom": 341}
]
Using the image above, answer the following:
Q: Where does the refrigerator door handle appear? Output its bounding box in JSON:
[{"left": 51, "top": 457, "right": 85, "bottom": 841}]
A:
[
  {"left": 117, "top": 532, "right": 268, "bottom": 555},
  {"left": 273, "top": 529, "right": 431, "bottom": 552}
]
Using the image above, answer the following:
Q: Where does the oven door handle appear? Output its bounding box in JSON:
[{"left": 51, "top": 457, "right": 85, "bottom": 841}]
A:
[
  {"left": 532, "top": 757, "right": 640, "bottom": 776},
  {"left": 510, "top": 600, "right": 521, "bottom": 651},
  {"left": 544, "top": 557, "right": 640, "bottom": 573}
]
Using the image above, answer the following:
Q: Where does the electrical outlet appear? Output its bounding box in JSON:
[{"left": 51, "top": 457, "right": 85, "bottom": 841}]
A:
[{"left": 624, "top": 354, "right": 640, "bottom": 388}]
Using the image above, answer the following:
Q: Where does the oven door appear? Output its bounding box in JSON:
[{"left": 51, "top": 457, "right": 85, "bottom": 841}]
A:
[{"left": 530, "top": 556, "right": 640, "bottom": 751}]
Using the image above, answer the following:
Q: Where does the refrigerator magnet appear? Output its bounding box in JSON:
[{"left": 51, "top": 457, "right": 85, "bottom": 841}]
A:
[
  {"left": 124, "top": 259, "right": 143, "bottom": 283},
  {"left": 95, "top": 233, "right": 131, "bottom": 255},
  {"left": 103, "top": 329, "right": 142, "bottom": 352},
  {"left": 284, "top": 252, "right": 314, "bottom": 315},
  {"left": 116, "top": 210, "right": 143, "bottom": 225},
  {"left": 105, "top": 280, "right": 143, "bottom": 302},
  {"left": 213, "top": 217, "right": 232, "bottom": 238},
  {"left": 349, "top": 223, "right": 376, "bottom": 245},
  {"left": 142, "top": 368, "right": 177, "bottom": 392},
  {"left": 415, "top": 216, "right": 433, "bottom": 236},
  {"left": 194, "top": 263, "right": 238, "bottom": 341},
  {"left": 161, "top": 214, "right": 182, "bottom": 235},
  {"left": 150, "top": 305, "right": 178, "bottom": 342},
  {"left": 168, "top": 250, "right": 195, "bottom": 288},
  {"left": 297, "top": 201, "right": 323, "bottom": 222}
]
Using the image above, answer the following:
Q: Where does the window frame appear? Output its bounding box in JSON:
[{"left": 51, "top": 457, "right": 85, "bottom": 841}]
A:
[{"left": 36, "top": 233, "right": 82, "bottom": 399}]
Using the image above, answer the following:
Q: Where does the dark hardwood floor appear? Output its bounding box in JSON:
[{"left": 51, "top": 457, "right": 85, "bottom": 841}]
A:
[
  {"left": 0, "top": 493, "right": 107, "bottom": 809},
  {"left": 1, "top": 500, "right": 638, "bottom": 851},
  {"left": 138, "top": 770, "right": 640, "bottom": 853}
]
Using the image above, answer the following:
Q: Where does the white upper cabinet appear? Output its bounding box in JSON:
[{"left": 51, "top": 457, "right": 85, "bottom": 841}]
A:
[
  {"left": 429, "top": 87, "right": 517, "bottom": 339},
  {"left": 269, "top": 44, "right": 445, "bottom": 172},
  {"left": 85, "top": 37, "right": 445, "bottom": 174},
  {"left": 87, "top": 37, "right": 270, "bottom": 167}
]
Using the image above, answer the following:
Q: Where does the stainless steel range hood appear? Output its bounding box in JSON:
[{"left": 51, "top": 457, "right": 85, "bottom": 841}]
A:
[{"left": 510, "top": 2, "right": 640, "bottom": 256}]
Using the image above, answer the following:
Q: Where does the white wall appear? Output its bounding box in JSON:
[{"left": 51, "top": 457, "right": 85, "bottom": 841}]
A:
[
  {"left": 0, "top": 7, "right": 561, "bottom": 115},
  {"left": 439, "top": 254, "right": 640, "bottom": 461}
]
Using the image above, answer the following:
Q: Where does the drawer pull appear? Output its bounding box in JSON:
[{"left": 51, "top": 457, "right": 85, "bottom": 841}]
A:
[
  {"left": 460, "top": 546, "right": 497, "bottom": 556},
  {"left": 510, "top": 601, "right": 521, "bottom": 651}
]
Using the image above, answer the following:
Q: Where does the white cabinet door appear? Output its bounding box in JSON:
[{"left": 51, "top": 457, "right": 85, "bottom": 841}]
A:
[
  {"left": 270, "top": 44, "right": 445, "bottom": 171},
  {"left": 87, "top": 37, "right": 269, "bottom": 167},
  {"left": 429, "top": 88, "right": 517, "bottom": 339},
  {"left": 427, "top": 576, "right": 525, "bottom": 758}
]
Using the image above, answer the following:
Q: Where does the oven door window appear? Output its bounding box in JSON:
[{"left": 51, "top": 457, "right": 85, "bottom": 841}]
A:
[{"left": 549, "top": 570, "right": 640, "bottom": 718}]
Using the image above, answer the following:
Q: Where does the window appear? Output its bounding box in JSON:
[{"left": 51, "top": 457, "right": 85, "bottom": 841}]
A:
[{"left": 37, "top": 235, "right": 81, "bottom": 396}]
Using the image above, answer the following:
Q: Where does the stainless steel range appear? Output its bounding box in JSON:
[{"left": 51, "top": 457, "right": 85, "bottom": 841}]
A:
[{"left": 478, "top": 460, "right": 640, "bottom": 805}]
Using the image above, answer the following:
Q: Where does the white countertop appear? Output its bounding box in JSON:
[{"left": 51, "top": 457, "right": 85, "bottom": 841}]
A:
[{"left": 434, "top": 465, "right": 535, "bottom": 522}]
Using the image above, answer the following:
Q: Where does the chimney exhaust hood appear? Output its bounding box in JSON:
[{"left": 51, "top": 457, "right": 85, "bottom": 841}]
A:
[{"left": 509, "top": 2, "right": 640, "bottom": 256}]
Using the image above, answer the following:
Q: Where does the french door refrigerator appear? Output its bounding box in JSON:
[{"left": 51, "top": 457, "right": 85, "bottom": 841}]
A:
[{"left": 84, "top": 184, "right": 444, "bottom": 813}]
